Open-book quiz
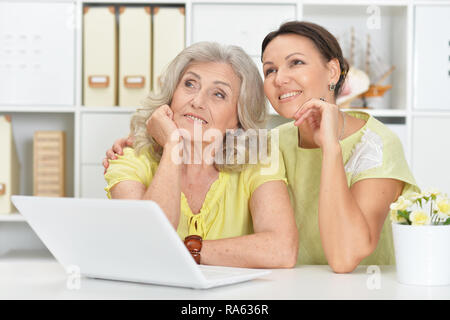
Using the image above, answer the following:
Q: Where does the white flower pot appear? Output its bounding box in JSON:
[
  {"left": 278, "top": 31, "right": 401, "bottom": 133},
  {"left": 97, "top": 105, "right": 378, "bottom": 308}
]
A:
[{"left": 392, "top": 223, "right": 450, "bottom": 286}]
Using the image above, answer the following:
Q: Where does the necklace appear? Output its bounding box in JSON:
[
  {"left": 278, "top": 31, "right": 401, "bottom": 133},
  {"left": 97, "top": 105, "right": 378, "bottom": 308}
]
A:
[{"left": 298, "top": 111, "right": 346, "bottom": 148}]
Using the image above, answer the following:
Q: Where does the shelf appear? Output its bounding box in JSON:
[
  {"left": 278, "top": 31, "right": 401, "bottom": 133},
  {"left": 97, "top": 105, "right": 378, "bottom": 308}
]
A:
[
  {"left": 0, "top": 106, "right": 76, "bottom": 113},
  {"left": 302, "top": 0, "right": 410, "bottom": 6},
  {"left": 302, "top": 4, "right": 409, "bottom": 111},
  {"left": 414, "top": 1, "right": 450, "bottom": 5},
  {"left": 412, "top": 111, "right": 450, "bottom": 117},
  {"left": 80, "top": 106, "right": 139, "bottom": 113},
  {"left": 4, "top": 113, "right": 75, "bottom": 197}
]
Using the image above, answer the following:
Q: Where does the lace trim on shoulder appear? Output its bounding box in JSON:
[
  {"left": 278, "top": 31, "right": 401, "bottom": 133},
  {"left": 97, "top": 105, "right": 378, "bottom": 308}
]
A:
[{"left": 345, "top": 128, "right": 383, "bottom": 176}]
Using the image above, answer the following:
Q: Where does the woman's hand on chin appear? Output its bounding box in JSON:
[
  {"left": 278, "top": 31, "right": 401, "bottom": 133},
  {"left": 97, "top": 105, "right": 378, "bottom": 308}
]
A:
[
  {"left": 293, "top": 98, "right": 342, "bottom": 149},
  {"left": 146, "top": 104, "right": 181, "bottom": 148}
]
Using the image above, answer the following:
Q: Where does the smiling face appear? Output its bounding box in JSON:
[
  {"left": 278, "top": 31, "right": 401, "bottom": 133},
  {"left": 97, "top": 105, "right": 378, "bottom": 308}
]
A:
[
  {"left": 262, "top": 34, "right": 340, "bottom": 119},
  {"left": 170, "top": 61, "right": 241, "bottom": 141}
]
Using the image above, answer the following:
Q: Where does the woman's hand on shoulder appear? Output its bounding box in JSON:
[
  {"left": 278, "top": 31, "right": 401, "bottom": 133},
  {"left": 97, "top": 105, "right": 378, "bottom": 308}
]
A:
[
  {"left": 103, "top": 136, "right": 135, "bottom": 174},
  {"left": 293, "top": 98, "right": 342, "bottom": 149}
]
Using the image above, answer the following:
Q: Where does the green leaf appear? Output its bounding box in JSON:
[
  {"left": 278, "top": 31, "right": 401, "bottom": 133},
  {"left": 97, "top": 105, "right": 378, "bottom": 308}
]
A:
[
  {"left": 444, "top": 218, "right": 450, "bottom": 225},
  {"left": 398, "top": 210, "right": 411, "bottom": 225}
]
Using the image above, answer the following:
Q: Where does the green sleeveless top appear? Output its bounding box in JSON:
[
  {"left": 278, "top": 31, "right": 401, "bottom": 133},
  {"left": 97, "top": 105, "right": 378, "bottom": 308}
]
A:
[{"left": 276, "top": 111, "right": 419, "bottom": 265}]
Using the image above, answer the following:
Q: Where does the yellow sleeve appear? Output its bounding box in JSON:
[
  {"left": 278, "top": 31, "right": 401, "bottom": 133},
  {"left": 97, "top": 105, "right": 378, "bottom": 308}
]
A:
[
  {"left": 104, "top": 147, "right": 157, "bottom": 199},
  {"left": 243, "top": 149, "right": 288, "bottom": 196}
]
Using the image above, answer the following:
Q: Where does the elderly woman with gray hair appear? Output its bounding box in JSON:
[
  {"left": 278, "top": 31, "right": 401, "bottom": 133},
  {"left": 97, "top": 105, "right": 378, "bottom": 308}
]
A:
[{"left": 104, "top": 42, "right": 298, "bottom": 269}]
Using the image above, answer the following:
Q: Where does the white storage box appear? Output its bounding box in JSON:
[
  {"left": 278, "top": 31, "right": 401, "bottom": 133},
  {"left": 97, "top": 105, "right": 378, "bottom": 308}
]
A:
[
  {"left": 414, "top": 6, "right": 450, "bottom": 110},
  {"left": 192, "top": 4, "right": 296, "bottom": 57},
  {"left": 0, "top": 2, "right": 75, "bottom": 106}
]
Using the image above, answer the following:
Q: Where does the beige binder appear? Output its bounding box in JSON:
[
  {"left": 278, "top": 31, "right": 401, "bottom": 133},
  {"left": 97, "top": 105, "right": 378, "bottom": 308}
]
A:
[
  {"left": 0, "top": 116, "right": 20, "bottom": 215},
  {"left": 118, "top": 6, "right": 152, "bottom": 107},
  {"left": 33, "top": 131, "right": 66, "bottom": 197},
  {"left": 83, "top": 6, "right": 117, "bottom": 106},
  {"left": 153, "top": 7, "right": 185, "bottom": 92}
]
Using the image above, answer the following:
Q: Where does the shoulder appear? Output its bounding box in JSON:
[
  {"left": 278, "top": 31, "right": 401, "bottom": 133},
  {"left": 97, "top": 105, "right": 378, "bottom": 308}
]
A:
[
  {"left": 239, "top": 149, "right": 287, "bottom": 196},
  {"left": 122, "top": 147, "right": 158, "bottom": 164},
  {"left": 104, "top": 147, "right": 157, "bottom": 198},
  {"left": 344, "top": 113, "right": 418, "bottom": 189},
  {"left": 365, "top": 115, "right": 404, "bottom": 152},
  {"left": 345, "top": 111, "right": 402, "bottom": 149},
  {"left": 343, "top": 113, "right": 391, "bottom": 175},
  {"left": 107, "top": 146, "right": 158, "bottom": 176},
  {"left": 272, "top": 120, "right": 298, "bottom": 152}
]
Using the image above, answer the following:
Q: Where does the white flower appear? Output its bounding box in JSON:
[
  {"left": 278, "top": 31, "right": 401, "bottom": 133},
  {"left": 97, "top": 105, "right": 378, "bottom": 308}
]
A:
[
  {"left": 407, "top": 192, "right": 423, "bottom": 203},
  {"left": 409, "top": 210, "right": 431, "bottom": 226},
  {"left": 390, "top": 196, "right": 412, "bottom": 211},
  {"left": 436, "top": 198, "right": 450, "bottom": 216},
  {"left": 422, "top": 188, "right": 441, "bottom": 198}
]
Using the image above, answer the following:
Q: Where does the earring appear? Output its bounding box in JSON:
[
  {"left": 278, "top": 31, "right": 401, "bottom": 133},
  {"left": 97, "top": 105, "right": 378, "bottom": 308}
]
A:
[{"left": 329, "top": 83, "right": 336, "bottom": 91}]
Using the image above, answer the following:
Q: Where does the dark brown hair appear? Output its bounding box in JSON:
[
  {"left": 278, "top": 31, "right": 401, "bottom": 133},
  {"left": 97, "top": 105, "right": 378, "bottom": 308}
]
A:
[{"left": 261, "top": 21, "right": 349, "bottom": 97}]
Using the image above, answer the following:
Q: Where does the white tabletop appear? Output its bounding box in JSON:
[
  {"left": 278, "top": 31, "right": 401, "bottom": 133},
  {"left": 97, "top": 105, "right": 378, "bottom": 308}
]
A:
[{"left": 1, "top": 251, "right": 449, "bottom": 300}]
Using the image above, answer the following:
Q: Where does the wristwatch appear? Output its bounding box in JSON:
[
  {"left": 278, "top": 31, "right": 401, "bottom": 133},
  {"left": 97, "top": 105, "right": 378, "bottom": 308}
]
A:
[{"left": 184, "top": 235, "right": 202, "bottom": 264}]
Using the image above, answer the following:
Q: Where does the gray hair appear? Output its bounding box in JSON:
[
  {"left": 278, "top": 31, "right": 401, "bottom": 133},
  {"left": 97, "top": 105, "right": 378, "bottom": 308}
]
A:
[{"left": 130, "top": 41, "right": 268, "bottom": 172}]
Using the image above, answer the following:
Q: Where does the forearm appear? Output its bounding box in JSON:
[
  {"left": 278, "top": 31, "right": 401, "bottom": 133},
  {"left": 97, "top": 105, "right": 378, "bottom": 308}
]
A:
[
  {"left": 201, "top": 231, "right": 298, "bottom": 269},
  {"left": 143, "top": 142, "right": 182, "bottom": 228},
  {"left": 319, "top": 143, "right": 372, "bottom": 271}
]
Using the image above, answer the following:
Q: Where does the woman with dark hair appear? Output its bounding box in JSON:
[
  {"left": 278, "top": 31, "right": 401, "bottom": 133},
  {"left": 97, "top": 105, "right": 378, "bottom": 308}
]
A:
[
  {"left": 103, "top": 21, "right": 418, "bottom": 273},
  {"left": 261, "top": 21, "right": 418, "bottom": 272}
]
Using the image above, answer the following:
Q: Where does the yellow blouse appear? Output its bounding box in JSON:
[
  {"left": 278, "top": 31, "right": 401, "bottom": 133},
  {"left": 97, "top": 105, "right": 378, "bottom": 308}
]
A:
[
  {"left": 104, "top": 147, "right": 287, "bottom": 241},
  {"left": 277, "top": 111, "right": 420, "bottom": 265}
]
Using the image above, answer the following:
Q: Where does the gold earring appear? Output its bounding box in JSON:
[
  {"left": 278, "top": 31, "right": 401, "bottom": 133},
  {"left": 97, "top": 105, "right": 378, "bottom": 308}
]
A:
[{"left": 329, "top": 83, "right": 336, "bottom": 91}]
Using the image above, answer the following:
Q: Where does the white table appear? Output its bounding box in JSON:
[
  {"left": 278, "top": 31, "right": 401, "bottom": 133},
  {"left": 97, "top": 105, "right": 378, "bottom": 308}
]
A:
[{"left": 1, "top": 251, "right": 449, "bottom": 300}]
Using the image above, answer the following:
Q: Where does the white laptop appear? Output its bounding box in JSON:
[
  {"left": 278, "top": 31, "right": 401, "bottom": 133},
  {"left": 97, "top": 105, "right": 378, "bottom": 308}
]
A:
[{"left": 11, "top": 196, "right": 270, "bottom": 289}]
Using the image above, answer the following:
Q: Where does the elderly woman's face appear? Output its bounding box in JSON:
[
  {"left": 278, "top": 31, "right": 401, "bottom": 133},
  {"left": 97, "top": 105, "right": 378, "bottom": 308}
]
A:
[
  {"left": 171, "top": 61, "right": 241, "bottom": 140},
  {"left": 262, "top": 34, "right": 333, "bottom": 119}
]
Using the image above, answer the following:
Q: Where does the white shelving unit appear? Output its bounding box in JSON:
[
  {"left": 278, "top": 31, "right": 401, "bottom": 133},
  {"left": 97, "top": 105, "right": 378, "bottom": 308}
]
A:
[{"left": 1, "top": 0, "right": 450, "bottom": 255}]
